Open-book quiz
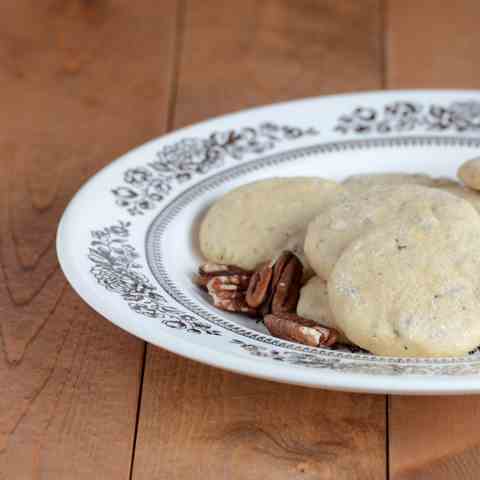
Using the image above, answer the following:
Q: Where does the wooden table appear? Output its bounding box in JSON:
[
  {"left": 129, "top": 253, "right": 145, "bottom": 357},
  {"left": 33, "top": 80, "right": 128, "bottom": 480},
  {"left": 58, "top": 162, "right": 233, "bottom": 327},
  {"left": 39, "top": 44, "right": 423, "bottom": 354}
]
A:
[{"left": 2, "top": 1, "right": 480, "bottom": 478}]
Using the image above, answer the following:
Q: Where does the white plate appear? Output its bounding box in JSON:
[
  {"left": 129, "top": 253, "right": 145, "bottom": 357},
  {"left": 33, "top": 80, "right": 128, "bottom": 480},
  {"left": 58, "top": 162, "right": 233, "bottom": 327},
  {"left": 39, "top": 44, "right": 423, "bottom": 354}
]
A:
[{"left": 57, "top": 90, "right": 480, "bottom": 395}]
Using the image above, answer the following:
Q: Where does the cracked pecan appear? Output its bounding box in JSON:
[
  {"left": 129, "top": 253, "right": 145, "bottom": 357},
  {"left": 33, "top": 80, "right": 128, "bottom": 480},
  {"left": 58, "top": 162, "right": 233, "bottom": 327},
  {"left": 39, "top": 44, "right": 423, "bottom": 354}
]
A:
[
  {"left": 207, "top": 278, "right": 257, "bottom": 315},
  {"left": 194, "top": 263, "right": 251, "bottom": 289},
  {"left": 195, "top": 263, "right": 256, "bottom": 315},
  {"left": 264, "top": 312, "right": 338, "bottom": 347}
]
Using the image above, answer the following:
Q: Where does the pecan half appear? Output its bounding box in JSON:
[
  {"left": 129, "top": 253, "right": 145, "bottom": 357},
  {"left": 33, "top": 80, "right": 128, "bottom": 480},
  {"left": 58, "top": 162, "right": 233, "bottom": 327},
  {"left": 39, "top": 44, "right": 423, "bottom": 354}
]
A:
[
  {"left": 264, "top": 312, "right": 338, "bottom": 347},
  {"left": 244, "top": 251, "right": 303, "bottom": 314},
  {"left": 245, "top": 262, "right": 273, "bottom": 308},
  {"left": 270, "top": 252, "right": 303, "bottom": 315},
  {"left": 207, "top": 278, "right": 257, "bottom": 315}
]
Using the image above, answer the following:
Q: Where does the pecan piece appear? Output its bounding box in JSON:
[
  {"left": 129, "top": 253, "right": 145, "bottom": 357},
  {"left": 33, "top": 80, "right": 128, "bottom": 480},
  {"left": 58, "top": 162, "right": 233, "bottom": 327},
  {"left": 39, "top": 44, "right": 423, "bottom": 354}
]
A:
[
  {"left": 199, "top": 263, "right": 251, "bottom": 277},
  {"left": 271, "top": 251, "right": 294, "bottom": 288},
  {"left": 270, "top": 252, "right": 303, "bottom": 315},
  {"left": 207, "top": 276, "right": 251, "bottom": 291},
  {"left": 245, "top": 263, "right": 273, "bottom": 308},
  {"left": 264, "top": 312, "right": 338, "bottom": 347},
  {"left": 205, "top": 275, "right": 257, "bottom": 316},
  {"left": 195, "top": 263, "right": 252, "bottom": 289},
  {"left": 211, "top": 295, "right": 257, "bottom": 315}
]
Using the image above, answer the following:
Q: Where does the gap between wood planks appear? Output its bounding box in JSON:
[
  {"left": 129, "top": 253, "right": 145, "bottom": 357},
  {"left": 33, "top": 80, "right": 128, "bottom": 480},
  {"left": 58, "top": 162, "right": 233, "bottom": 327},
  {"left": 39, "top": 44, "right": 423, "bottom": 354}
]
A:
[
  {"left": 0, "top": 1, "right": 175, "bottom": 477},
  {"left": 128, "top": 0, "right": 186, "bottom": 478}
]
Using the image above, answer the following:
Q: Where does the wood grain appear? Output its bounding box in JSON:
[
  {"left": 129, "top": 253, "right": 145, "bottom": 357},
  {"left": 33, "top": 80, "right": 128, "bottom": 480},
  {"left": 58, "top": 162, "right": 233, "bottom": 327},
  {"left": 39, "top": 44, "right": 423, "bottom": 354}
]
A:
[
  {"left": 132, "top": 1, "right": 386, "bottom": 479},
  {"left": 387, "top": 0, "right": 480, "bottom": 88},
  {"left": 0, "top": 1, "right": 177, "bottom": 478},
  {"left": 134, "top": 349, "right": 386, "bottom": 480},
  {"left": 174, "top": 0, "right": 384, "bottom": 127},
  {"left": 387, "top": 1, "right": 480, "bottom": 479},
  {"left": 389, "top": 396, "right": 480, "bottom": 480}
]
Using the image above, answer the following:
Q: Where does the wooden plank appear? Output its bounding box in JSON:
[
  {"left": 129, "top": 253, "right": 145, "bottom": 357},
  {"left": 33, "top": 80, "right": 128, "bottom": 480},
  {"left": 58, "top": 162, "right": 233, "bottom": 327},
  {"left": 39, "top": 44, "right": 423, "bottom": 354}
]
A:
[
  {"left": 0, "top": 1, "right": 177, "bottom": 478},
  {"left": 0, "top": 287, "right": 144, "bottom": 479},
  {"left": 173, "top": 0, "right": 384, "bottom": 127},
  {"left": 387, "top": 1, "right": 480, "bottom": 88},
  {"left": 389, "top": 396, "right": 480, "bottom": 480},
  {"left": 132, "top": 1, "right": 386, "bottom": 479},
  {"left": 387, "top": 2, "right": 480, "bottom": 479},
  {"left": 134, "top": 349, "right": 386, "bottom": 480}
]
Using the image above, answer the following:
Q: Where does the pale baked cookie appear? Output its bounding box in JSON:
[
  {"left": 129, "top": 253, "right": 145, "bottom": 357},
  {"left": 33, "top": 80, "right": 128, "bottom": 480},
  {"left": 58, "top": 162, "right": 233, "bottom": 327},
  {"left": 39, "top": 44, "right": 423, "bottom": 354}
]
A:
[
  {"left": 329, "top": 199, "right": 480, "bottom": 357},
  {"left": 432, "top": 177, "right": 480, "bottom": 214},
  {"left": 347, "top": 174, "right": 480, "bottom": 215},
  {"left": 297, "top": 276, "right": 350, "bottom": 344},
  {"left": 458, "top": 157, "right": 480, "bottom": 190},
  {"left": 304, "top": 185, "right": 474, "bottom": 280},
  {"left": 342, "top": 173, "right": 480, "bottom": 213},
  {"left": 200, "top": 178, "right": 342, "bottom": 270},
  {"left": 343, "top": 172, "right": 435, "bottom": 193}
]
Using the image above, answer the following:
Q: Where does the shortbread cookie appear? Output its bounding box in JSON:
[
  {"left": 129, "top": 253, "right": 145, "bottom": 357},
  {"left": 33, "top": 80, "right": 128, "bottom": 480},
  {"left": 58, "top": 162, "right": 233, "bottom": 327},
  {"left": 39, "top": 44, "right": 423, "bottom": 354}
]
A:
[
  {"left": 200, "top": 178, "right": 342, "bottom": 270},
  {"left": 297, "top": 276, "right": 350, "bottom": 344},
  {"left": 305, "top": 185, "right": 475, "bottom": 280},
  {"left": 458, "top": 157, "right": 480, "bottom": 190},
  {"left": 344, "top": 173, "right": 480, "bottom": 214},
  {"left": 344, "top": 172, "right": 435, "bottom": 193},
  {"left": 432, "top": 177, "right": 480, "bottom": 214},
  {"left": 329, "top": 199, "right": 480, "bottom": 357},
  {"left": 345, "top": 174, "right": 480, "bottom": 215}
]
